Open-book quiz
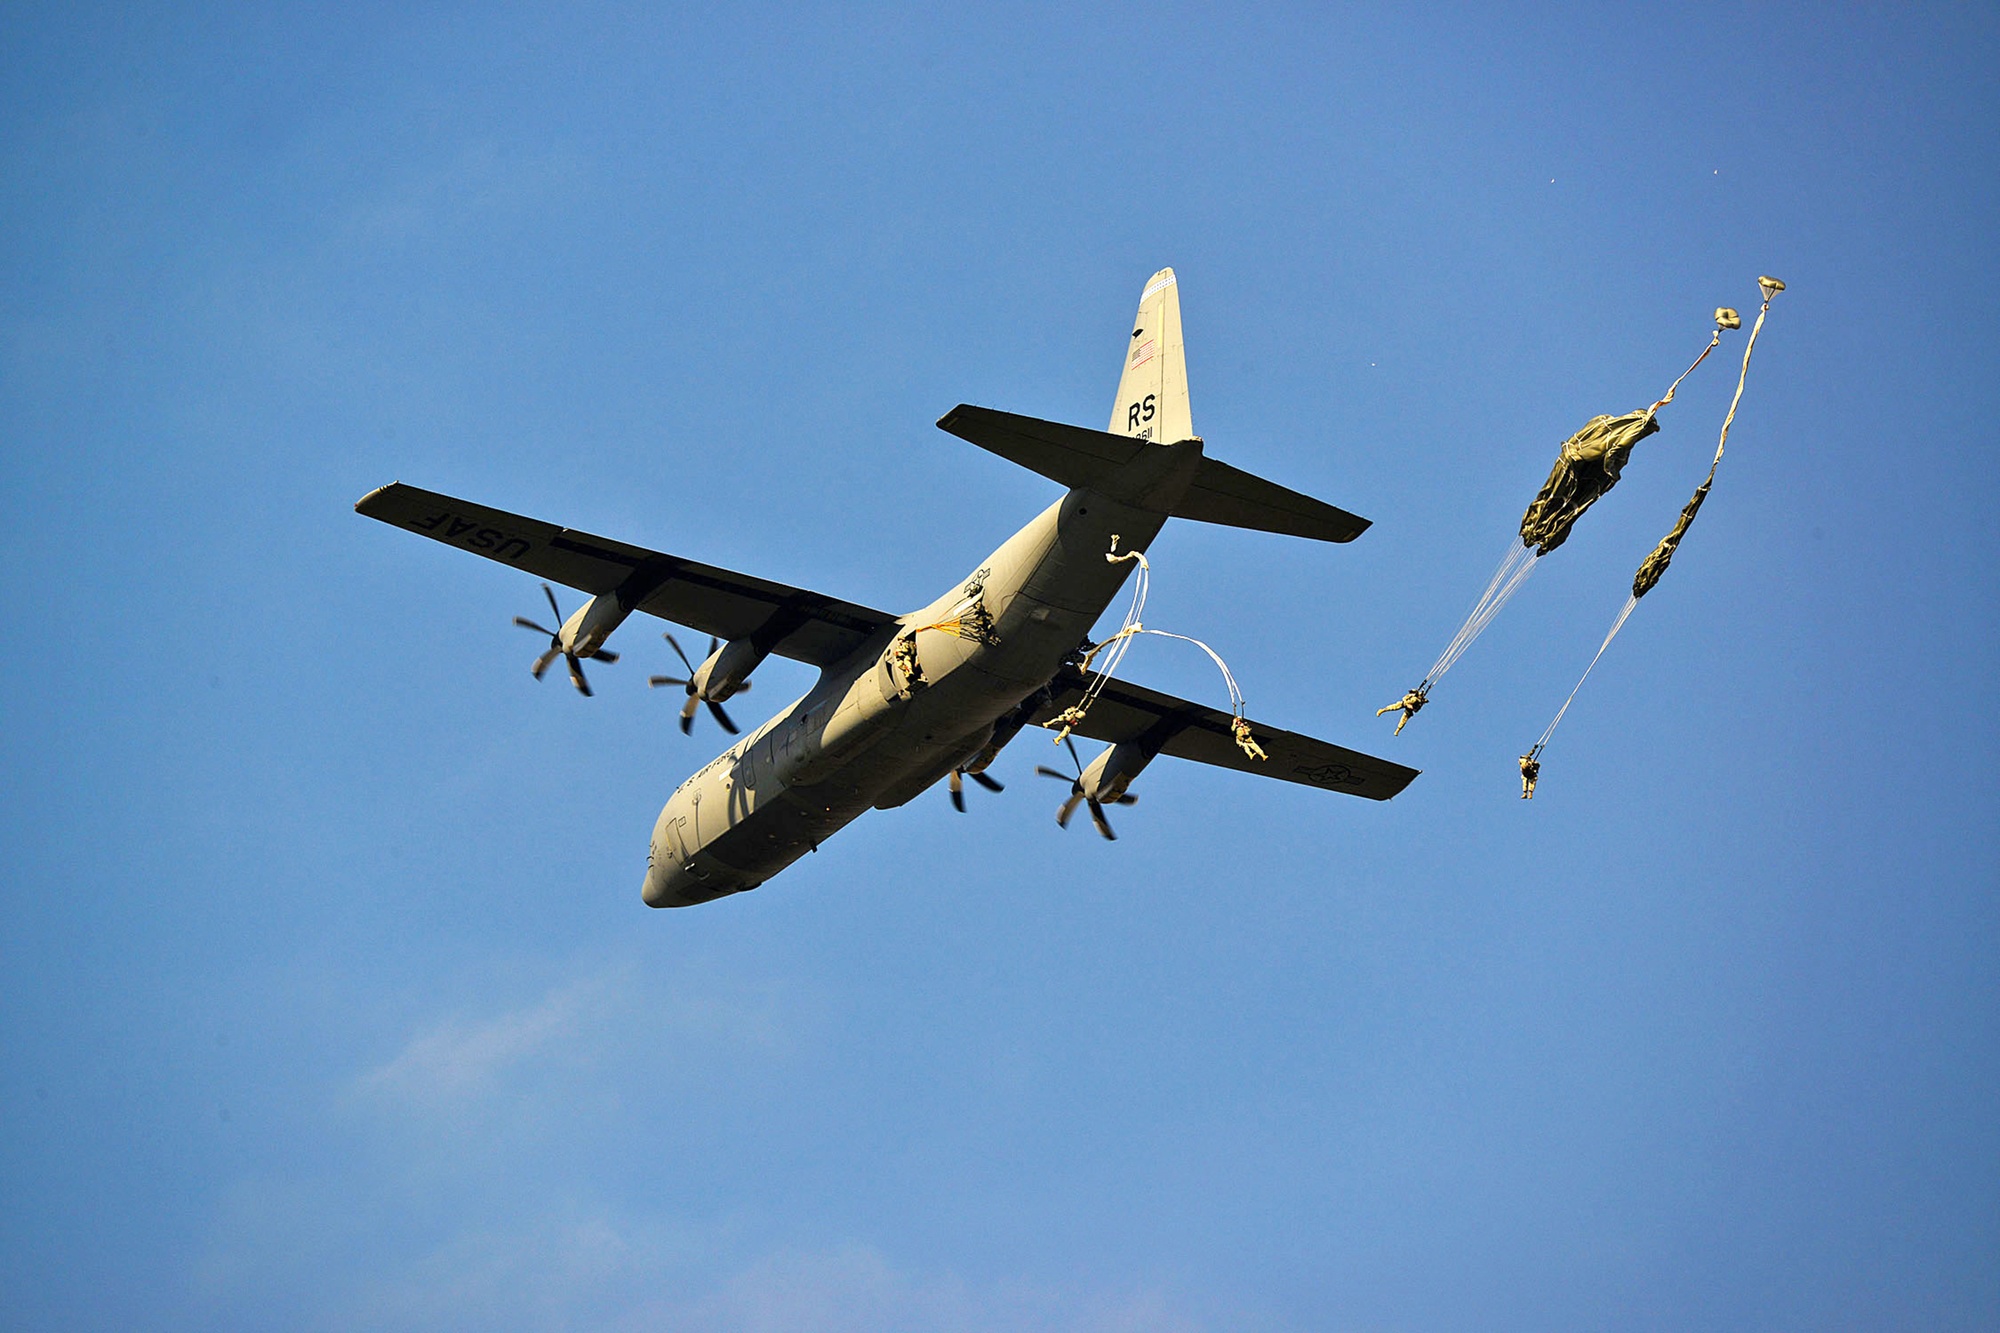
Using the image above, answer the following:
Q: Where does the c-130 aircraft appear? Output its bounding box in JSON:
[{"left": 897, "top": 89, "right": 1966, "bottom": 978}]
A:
[{"left": 358, "top": 269, "right": 1417, "bottom": 908}]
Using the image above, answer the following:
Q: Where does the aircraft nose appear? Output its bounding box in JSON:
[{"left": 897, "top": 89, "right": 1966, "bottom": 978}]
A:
[
  {"left": 641, "top": 837, "right": 676, "bottom": 908},
  {"left": 641, "top": 856, "right": 675, "bottom": 908}
]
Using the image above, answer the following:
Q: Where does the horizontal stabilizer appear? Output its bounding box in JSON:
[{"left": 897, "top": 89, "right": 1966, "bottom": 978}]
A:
[
  {"left": 937, "top": 405, "right": 1369, "bottom": 543},
  {"left": 937, "top": 405, "right": 1144, "bottom": 490},
  {"left": 1173, "top": 456, "right": 1370, "bottom": 543}
]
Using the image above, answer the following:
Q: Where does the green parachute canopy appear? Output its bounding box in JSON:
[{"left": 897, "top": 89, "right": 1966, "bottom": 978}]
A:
[
  {"left": 1518, "top": 409, "right": 1661, "bottom": 556},
  {"left": 1632, "top": 478, "right": 1710, "bottom": 597}
]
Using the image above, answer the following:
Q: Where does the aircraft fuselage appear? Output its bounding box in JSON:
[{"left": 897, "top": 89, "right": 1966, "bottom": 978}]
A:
[{"left": 640, "top": 440, "right": 1204, "bottom": 907}]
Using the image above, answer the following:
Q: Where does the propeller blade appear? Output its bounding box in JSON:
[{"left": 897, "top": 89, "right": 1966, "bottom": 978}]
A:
[
  {"left": 1064, "top": 735, "right": 1084, "bottom": 774},
  {"left": 649, "top": 675, "right": 690, "bottom": 688},
  {"left": 565, "top": 652, "right": 592, "bottom": 697},
  {"left": 532, "top": 646, "right": 562, "bottom": 680},
  {"left": 1036, "top": 766, "right": 1073, "bottom": 782},
  {"left": 662, "top": 632, "right": 696, "bottom": 675},
  {"left": 733, "top": 679, "right": 752, "bottom": 693},
  {"left": 949, "top": 771, "right": 965, "bottom": 812},
  {"left": 707, "top": 700, "right": 739, "bottom": 735},
  {"left": 970, "top": 771, "right": 1004, "bottom": 793},
  {"left": 679, "top": 694, "right": 699, "bottom": 735},
  {"left": 1057, "top": 790, "right": 1084, "bottom": 828},
  {"left": 542, "top": 583, "right": 563, "bottom": 625},
  {"left": 1087, "top": 799, "right": 1116, "bottom": 841},
  {"left": 513, "top": 617, "right": 555, "bottom": 636},
  {"left": 591, "top": 648, "right": 619, "bottom": 664},
  {"left": 1114, "top": 793, "right": 1138, "bottom": 806}
]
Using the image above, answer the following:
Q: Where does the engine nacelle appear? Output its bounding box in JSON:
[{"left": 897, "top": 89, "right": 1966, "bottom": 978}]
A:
[
  {"left": 692, "top": 637, "right": 766, "bottom": 700},
  {"left": 561, "top": 591, "right": 631, "bottom": 658},
  {"left": 1078, "top": 740, "right": 1154, "bottom": 802}
]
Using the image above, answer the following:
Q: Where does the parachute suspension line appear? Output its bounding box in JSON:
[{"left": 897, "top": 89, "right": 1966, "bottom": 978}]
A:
[
  {"left": 1528, "top": 592, "right": 1641, "bottom": 762},
  {"left": 1425, "top": 534, "right": 1541, "bottom": 687},
  {"left": 1051, "top": 537, "right": 1268, "bottom": 761},
  {"left": 1645, "top": 321, "right": 1726, "bottom": 417},
  {"left": 1380, "top": 531, "right": 1539, "bottom": 735}
]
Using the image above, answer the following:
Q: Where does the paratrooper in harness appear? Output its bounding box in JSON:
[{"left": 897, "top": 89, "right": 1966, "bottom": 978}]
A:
[
  {"left": 1376, "top": 687, "right": 1428, "bottom": 736},
  {"left": 1518, "top": 752, "right": 1540, "bottom": 800}
]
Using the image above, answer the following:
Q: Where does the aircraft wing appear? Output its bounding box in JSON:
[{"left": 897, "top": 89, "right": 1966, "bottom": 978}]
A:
[
  {"left": 1027, "top": 669, "right": 1419, "bottom": 801},
  {"left": 355, "top": 482, "right": 897, "bottom": 668}
]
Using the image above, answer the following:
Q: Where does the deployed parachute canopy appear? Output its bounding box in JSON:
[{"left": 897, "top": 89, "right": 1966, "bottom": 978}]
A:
[
  {"left": 1632, "top": 478, "right": 1709, "bottom": 598},
  {"left": 1518, "top": 409, "right": 1662, "bottom": 555},
  {"left": 1522, "top": 278, "right": 1785, "bottom": 790},
  {"left": 1518, "top": 304, "right": 1740, "bottom": 557}
]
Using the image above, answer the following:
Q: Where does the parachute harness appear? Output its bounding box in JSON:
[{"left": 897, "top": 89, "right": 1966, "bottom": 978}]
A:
[
  {"left": 1051, "top": 537, "right": 1266, "bottom": 761},
  {"left": 1527, "top": 280, "right": 1785, "bottom": 776}
]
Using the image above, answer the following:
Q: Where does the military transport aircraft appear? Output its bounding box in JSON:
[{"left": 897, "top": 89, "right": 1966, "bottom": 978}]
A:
[{"left": 357, "top": 268, "right": 1417, "bottom": 908}]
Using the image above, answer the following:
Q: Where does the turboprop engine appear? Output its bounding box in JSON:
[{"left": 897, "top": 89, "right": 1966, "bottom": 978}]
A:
[
  {"left": 650, "top": 633, "right": 764, "bottom": 735},
  {"left": 513, "top": 583, "right": 628, "bottom": 696},
  {"left": 1037, "top": 736, "right": 1152, "bottom": 840}
]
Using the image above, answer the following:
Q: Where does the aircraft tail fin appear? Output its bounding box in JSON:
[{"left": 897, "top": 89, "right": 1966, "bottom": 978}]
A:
[
  {"left": 933, "top": 267, "right": 1371, "bottom": 544},
  {"left": 1111, "top": 268, "right": 1192, "bottom": 445}
]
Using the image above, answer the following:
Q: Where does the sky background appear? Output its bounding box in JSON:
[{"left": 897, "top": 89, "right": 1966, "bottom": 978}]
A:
[{"left": 2, "top": 5, "right": 1995, "bottom": 1330}]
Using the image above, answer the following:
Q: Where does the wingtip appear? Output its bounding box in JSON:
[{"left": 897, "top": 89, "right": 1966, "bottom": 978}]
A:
[{"left": 1371, "top": 766, "right": 1422, "bottom": 800}]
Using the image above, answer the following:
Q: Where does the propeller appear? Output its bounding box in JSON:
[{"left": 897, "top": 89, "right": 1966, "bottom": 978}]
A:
[
  {"left": 649, "top": 632, "right": 747, "bottom": 735},
  {"left": 512, "top": 583, "right": 614, "bottom": 696},
  {"left": 1035, "top": 735, "right": 1136, "bottom": 841},
  {"left": 947, "top": 766, "right": 1004, "bottom": 812}
]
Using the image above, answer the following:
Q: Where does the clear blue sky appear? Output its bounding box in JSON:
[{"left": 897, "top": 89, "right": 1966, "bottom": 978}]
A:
[{"left": 3, "top": 6, "right": 1994, "bottom": 1329}]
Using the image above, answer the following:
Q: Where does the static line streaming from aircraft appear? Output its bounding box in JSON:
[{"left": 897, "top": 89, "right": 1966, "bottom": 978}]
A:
[{"left": 358, "top": 268, "right": 1417, "bottom": 908}]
